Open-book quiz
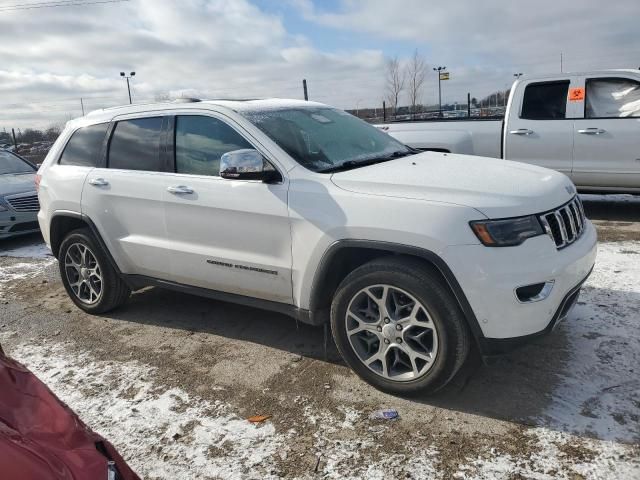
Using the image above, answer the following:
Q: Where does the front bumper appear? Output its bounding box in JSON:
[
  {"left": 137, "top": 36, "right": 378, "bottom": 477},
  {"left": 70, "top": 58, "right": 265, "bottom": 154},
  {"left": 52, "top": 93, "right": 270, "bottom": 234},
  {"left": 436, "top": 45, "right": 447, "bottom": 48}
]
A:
[
  {"left": 442, "top": 220, "right": 597, "bottom": 352},
  {"left": 0, "top": 210, "right": 40, "bottom": 239}
]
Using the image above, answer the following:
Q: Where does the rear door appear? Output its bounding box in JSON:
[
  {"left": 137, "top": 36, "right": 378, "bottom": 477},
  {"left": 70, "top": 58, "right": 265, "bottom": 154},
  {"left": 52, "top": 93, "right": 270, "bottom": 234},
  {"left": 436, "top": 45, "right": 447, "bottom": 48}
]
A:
[
  {"left": 161, "top": 113, "right": 293, "bottom": 303},
  {"left": 82, "top": 115, "right": 171, "bottom": 279},
  {"left": 504, "top": 79, "right": 575, "bottom": 174},
  {"left": 571, "top": 75, "right": 640, "bottom": 190},
  {"left": 39, "top": 123, "right": 109, "bottom": 218}
]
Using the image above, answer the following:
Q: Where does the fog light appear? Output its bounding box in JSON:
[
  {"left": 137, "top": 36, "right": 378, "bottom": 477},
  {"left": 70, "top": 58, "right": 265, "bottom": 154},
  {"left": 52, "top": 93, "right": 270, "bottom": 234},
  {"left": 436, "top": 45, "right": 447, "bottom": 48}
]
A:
[{"left": 515, "top": 280, "right": 554, "bottom": 303}]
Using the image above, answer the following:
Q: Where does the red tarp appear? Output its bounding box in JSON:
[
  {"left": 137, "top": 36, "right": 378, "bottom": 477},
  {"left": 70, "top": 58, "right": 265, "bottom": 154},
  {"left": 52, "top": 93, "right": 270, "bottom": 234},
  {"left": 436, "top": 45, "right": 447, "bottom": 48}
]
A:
[{"left": 0, "top": 344, "right": 140, "bottom": 480}]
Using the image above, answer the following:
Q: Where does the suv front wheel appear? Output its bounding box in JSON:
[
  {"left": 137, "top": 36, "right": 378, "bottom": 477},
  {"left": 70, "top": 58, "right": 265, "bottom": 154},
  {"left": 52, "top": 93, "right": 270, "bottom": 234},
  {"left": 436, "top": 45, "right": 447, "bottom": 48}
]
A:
[
  {"left": 58, "top": 228, "right": 130, "bottom": 314},
  {"left": 330, "top": 256, "right": 470, "bottom": 395}
]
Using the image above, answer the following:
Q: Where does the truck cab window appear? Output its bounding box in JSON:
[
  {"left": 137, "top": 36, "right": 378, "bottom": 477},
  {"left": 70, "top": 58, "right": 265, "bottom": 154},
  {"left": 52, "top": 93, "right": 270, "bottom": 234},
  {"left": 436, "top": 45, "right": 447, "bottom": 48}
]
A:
[
  {"left": 521, "top": 81, "right": 569, "bottom": 120},
  {"left": 585, "top": 78, "right": 640, "bottom": 118}
]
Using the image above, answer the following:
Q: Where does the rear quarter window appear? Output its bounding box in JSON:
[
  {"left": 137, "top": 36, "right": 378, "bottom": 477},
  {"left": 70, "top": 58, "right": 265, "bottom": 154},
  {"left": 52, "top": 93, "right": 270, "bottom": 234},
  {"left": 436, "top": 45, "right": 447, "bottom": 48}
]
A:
[
  {"left": 108, "top": 117, "right": 164, "bottom": 171},
  {"left": 59, "top": 123, "right": 109, "bottom": 167}
]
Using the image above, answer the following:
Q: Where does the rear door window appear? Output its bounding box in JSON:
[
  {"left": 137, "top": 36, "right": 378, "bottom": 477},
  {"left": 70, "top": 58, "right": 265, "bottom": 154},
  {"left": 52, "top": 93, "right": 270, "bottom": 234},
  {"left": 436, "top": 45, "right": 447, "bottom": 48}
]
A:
[
  {"left": 108, "top": 117, "right": 164, "bottom": 171},
  {"left": 585, "top": 78, "right": 640, "bottom": 118},
  {"left": 175, "top": 115, "right": 252, "bottom": 176},
  {"left": 521, "top": 81, "right": 570, "bottom": 120},
  {"left": 59, "top": 123, "right": 109, "bottom": 167}
]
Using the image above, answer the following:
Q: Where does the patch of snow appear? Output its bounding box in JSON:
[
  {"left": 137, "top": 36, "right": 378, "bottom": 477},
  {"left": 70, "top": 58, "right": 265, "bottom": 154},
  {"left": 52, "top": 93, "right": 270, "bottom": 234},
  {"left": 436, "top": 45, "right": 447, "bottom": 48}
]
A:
[
  {"left": 0, "top": 259, "right": 55, "bottom": 291},
  {"left": 580, "top": 193, "right": 640, "bottom": 204},
  {"left": 538, "top": 242, "right": 640, "bottom": 443},
  {"left": 12, "top": 343, "right": 287, "bottom": 480},
  {"left": 456, "top": 428, "right": 638, "bottom": 480},
  {"left": 0, "top": 241, "right": 51, "bottom": 259}
]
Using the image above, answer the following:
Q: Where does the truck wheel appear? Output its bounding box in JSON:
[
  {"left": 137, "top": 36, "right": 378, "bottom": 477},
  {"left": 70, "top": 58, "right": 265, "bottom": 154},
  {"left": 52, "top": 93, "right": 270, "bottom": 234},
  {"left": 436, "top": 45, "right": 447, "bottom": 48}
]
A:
[
  {"left": 58, "top": 228, "right": 130, "bottom": 314},
  {"left": 330, "top": 256, "right": 470, "bottom": 395}
]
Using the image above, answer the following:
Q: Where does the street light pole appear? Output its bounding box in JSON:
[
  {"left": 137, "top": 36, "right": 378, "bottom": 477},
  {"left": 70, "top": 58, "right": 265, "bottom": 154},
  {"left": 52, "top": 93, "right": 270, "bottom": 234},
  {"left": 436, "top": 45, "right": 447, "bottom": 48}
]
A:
[
  {"left": 433, "top": 66, "right": 446, "bottom": 117},
  {"left": 120, "top": 71, "right": 136, "bottom": 104}
]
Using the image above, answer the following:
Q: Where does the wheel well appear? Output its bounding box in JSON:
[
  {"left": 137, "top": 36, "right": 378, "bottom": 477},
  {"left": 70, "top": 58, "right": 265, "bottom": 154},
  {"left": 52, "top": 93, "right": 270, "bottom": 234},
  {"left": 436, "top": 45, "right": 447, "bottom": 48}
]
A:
[
  {"left": 49, "top": 215, "right": 88, "bottom": 258},
  {"left": 309, "top": 246, "right": 449, "bottom": 323}
]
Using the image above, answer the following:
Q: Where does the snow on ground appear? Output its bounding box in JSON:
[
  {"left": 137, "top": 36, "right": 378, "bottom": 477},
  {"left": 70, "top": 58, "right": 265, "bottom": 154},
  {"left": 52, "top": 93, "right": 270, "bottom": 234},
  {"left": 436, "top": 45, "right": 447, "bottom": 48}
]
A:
[
  {"left": 0, "top": 240, "right": 54, "bottom": 292},
  {"left": 10, "top": 343, "right": 289, "bottom": 480},
  {"left": 2, "top": 241, "right": 639, "bottom": 478},
  {"left": 0, "top": 260, "right": 55, "bottom": 290},
  {"left": 539, "top": 241, "right": 640, "bottom": 443}
]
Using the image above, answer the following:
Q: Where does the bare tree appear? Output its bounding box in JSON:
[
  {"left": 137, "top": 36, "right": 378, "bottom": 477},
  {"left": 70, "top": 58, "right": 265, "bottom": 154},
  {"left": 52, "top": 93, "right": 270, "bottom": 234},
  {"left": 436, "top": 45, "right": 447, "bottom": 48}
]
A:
[
  {"left": 406, "top": 49, "right": 427, "bottom": 116},
  {"left": 385, "top": 56, "right": 405, "bottom": 115}
]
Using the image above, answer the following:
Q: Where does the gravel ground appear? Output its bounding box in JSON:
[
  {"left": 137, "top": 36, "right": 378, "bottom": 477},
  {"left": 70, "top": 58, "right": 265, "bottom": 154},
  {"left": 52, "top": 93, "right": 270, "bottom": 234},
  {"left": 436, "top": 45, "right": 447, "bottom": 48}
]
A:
[{"left": 0, "top": 194, "right": 639, "bottom": 479}]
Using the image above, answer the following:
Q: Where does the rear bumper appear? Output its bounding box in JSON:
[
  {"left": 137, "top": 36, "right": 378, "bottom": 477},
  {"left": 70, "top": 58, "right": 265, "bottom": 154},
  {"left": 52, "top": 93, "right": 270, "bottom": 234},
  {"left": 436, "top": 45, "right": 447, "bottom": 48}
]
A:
[{"left": 0, "top": 211, "right": 40, "bottom": 239}]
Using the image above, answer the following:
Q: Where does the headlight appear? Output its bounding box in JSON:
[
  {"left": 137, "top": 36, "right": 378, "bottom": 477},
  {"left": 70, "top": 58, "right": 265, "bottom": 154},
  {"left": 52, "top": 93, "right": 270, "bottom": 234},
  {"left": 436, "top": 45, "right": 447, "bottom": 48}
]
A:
[{"left": 470, "top": 215, "right": 544, "bottom": 247}]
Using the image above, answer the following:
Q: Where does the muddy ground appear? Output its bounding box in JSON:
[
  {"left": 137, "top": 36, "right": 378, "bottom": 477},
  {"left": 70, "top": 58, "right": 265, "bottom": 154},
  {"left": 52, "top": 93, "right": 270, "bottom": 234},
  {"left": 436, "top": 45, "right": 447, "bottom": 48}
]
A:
[{"left": 0, "top": 194, "right": 639, "bottom": 479}]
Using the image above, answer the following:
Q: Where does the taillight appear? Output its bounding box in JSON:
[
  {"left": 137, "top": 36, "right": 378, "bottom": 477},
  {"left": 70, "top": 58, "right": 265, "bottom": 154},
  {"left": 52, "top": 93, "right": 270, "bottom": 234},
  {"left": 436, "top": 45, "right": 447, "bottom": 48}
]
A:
[{"left": 35, "top": 174, "right": 41, "bottom": 192}]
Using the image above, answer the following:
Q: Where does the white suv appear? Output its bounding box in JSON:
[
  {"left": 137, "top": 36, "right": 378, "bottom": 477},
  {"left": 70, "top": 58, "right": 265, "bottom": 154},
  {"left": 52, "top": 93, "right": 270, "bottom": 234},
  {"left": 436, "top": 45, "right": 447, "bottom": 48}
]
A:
[{"left": 37, "top": 99, "right": 597, "bottom": 394}]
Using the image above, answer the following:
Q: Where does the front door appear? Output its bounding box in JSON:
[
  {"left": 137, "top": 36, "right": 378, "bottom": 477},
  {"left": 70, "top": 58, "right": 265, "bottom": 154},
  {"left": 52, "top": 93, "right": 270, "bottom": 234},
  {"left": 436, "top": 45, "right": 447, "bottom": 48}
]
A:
[
  {"left": 504, "top": 79, "right": 575, "bottom": 175},
  {"left": 162, "top": 114, "right": 293, "bottom": 303},
  {"left": 572, "top": 75, "right": 640, "bottom": 190}
]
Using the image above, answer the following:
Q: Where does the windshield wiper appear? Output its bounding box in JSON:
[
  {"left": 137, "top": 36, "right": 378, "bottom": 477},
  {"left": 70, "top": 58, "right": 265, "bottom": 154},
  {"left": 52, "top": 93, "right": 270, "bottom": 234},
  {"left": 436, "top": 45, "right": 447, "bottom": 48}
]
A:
[{"left": 318, "top": 150, "right": 413, "bottom": 173}]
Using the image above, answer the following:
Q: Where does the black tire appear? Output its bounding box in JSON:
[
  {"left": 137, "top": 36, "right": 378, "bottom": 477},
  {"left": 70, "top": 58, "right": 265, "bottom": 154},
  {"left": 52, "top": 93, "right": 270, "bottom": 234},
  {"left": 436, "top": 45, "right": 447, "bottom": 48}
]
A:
[
  {"left": 330, "top": 256, "right": 471, "bottom": 396},
  {"left": 58, "top": 228, "right": 130, "bottom": 314}
]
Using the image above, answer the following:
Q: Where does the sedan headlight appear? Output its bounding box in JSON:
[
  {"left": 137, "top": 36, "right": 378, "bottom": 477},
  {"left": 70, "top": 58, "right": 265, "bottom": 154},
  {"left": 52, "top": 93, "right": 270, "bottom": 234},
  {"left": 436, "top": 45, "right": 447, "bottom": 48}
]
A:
[{"left": 470, "top": 215, "right": 544, "bottom": 247}]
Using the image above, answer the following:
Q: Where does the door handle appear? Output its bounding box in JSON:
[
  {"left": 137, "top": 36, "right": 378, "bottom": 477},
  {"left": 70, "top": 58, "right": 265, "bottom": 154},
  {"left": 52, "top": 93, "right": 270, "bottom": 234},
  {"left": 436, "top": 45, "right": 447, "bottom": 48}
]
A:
[
  {"left": 509, "top": 129, "right": 534, "bottom": 135},
  {"left": 88, "top": 178, "right": 109, "bottom": 187},
  {"left": 577, "top": 128, "right": 606, "bottom": 135},
  {"left": 167, "top": 185, "right": 194, "bottom": 195}
]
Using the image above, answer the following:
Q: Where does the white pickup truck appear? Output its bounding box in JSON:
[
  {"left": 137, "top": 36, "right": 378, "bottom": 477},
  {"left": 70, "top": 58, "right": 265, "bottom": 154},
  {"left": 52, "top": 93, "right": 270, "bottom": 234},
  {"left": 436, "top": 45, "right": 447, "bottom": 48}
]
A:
[{"left": 379, "top": 69, "right": 640, "bottom": 193}]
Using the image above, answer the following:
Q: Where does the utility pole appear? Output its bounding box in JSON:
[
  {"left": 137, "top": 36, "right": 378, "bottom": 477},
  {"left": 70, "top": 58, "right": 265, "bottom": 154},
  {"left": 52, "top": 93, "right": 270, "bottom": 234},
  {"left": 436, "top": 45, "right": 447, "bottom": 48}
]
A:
[
  {"left": 383, "top": 100, "right": 386, "bottom": 122},
  {"left": 467, "top": 92, "right": 471, "bottom": 117},
  {"left": 302, "top": 79, "right": 308, "bottom": 101},
  {"left": 11, "top": 128, "right": 18, "bottom": 152},
  {"left": 80, "top": 98, "right": 85, "bottom": 116},
  {"left": 120, "top": 71, "right": 136, "bottom": 104},
  {"left": 433, "top": 66, "right": 446, "bottom": 117}
]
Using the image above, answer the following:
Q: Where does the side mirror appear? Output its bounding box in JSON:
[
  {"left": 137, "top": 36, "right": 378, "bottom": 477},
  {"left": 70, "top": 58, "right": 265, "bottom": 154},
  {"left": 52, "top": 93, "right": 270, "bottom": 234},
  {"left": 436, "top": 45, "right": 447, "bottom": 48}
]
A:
[{"left": 219, "top": 149, "right": 280, "bottom": 183}]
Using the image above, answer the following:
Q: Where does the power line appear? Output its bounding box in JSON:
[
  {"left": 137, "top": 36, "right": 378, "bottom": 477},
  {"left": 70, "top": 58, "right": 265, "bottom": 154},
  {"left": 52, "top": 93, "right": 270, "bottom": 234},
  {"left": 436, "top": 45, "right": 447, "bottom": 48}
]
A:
[{"left": 0, "top": 0, "right": 129, "bottom": 12}]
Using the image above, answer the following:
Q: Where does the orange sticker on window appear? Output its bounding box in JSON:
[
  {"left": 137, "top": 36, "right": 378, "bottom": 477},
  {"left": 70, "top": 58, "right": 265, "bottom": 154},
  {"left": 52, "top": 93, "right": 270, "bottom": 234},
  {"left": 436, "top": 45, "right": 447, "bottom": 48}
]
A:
[{"left": 569, "top": 87, "right": 585, "bottom": 101}]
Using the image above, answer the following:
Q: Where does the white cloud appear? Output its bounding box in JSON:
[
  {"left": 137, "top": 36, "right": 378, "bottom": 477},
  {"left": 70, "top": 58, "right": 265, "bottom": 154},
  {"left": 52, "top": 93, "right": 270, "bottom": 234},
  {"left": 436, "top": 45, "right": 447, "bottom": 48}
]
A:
[
  {"left": 0, "top": 0, "right": 384, "bottom": 129},
  {"left": 0, "top": 0, "right": 638, "bottom": 129}
]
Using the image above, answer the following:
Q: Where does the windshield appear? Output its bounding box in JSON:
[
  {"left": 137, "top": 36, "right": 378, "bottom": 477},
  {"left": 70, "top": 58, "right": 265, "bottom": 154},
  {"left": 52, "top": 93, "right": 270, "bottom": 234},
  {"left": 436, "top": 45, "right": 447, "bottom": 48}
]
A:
[
  {"left": 240, "top": 107, "right": 411, "bottom": 172},
  {"left": 0, "top": 151, "right": 35, "bottom": 175}
]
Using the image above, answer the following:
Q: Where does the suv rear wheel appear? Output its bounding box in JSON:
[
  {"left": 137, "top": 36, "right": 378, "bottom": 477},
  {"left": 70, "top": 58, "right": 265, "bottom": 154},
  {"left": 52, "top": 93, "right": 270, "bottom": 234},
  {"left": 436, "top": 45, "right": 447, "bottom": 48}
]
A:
[
  {"left": 330, "top": 256, "right": 470, "bottom": 395},
  {"left": 58, "top": 228, "right": 130, "bottom": 313}
]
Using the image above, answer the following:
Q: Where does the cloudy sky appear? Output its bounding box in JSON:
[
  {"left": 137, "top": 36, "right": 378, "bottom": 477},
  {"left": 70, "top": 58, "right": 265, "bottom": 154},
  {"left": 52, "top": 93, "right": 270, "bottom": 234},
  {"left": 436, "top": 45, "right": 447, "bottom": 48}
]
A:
[{"left": 1, "top": 0, "right": 638, "bottom": 129}]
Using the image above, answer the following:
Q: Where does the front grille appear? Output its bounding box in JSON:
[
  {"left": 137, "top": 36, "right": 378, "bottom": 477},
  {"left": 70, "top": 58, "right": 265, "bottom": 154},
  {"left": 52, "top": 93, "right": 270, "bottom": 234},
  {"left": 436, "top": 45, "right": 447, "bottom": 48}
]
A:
[
  {"left": 6, "top": 192, "right": 40, "bottom": 212},
  {"left": 539, "top": 196, "right": 586, "bottom": 249}
]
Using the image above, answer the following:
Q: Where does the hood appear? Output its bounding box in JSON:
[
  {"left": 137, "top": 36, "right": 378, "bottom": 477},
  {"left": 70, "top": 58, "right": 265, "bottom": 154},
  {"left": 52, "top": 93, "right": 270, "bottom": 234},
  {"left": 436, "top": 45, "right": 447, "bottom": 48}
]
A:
[
  {"left": 0, "top": 173, "right": 37, "bottom": 198},
  {"left": 330, "top": 152, "right": 575, "bottom": 218}
]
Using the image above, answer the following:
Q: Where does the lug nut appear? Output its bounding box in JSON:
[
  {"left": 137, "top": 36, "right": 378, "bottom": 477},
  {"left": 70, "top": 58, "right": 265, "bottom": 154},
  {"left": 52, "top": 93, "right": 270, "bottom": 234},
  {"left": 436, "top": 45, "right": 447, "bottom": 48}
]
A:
[
  {"left": 377, "top": 326, "right": 382, "bottom": 332},
  {"left": 384, "top": 318, "right": 390, "bottom": 324},
  {"left": 384, "top": 339, "right": 390, "bottom": 344},
  {"left": 395, "top": 324, "right": 402, "bottom": 331},
  {"left": 396, "top": 338, "right": 403, "bottom": 343}
]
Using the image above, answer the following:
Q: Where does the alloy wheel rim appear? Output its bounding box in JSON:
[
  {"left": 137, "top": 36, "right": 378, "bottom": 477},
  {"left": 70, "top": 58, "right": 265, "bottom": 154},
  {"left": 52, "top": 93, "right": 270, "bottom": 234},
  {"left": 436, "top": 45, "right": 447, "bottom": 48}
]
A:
[
  {"left": 64, "top": 243, "right": 102, "bottom": 305},
  {"left": 345, "top": 284, "right": 439, "bottom": 382}
]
